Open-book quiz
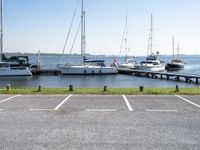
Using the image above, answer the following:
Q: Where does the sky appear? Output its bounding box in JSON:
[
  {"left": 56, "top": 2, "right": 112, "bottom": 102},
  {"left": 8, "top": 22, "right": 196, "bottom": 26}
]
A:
[{"left": 2, "top": 0, "right": 200, "bottom": 56}]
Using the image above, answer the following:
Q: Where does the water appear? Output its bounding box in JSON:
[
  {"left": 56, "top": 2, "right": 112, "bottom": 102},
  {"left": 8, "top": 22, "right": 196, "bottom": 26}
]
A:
[{"left": 1, "top": 55, "right": 200, "bottom": 88}]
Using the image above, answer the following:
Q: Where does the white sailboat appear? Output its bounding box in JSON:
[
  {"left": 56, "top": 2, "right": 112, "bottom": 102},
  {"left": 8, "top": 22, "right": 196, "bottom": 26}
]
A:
[
  {"left": 136, "top": 14, "right": 165, "bottom": 72},
  {"left": 0, "top": 0, "right": 32, "bottom": 77},
  {"left": 58, "top": 0, "right": 117, "bottom": 75},
  {"left": 113, "top": 13, "right": 136, "bottom": 69}
]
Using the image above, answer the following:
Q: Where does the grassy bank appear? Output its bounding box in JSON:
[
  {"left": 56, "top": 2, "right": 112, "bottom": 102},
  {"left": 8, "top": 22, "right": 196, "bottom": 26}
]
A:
[{"left": 0, "top": 87, "right": 200, "bottom": 95}]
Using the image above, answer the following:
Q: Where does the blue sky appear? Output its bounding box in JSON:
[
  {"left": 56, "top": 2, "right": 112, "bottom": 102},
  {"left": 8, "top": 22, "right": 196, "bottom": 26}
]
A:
[{"left": 2, "top": 0, "right": 200, "bottom": 56}]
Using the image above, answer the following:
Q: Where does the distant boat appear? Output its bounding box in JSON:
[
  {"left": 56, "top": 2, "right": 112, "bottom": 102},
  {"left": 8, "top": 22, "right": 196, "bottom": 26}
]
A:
[
  {"left": 58, "top": 0, "right": 117, "bottom": 75},
  {"left": 113, "top": 13, "right": 137, "bottom": 69},
  {"left": 166, "top": 37, "right": 184, "bottom": 70},
  {"left": 0, "top": 0, "right": 32, "bottom": 76},
  {"left": 29, "top": 51, "right": 42, "bottom": 73},
  {"left": 136, "top": 14, "right": 165, "bottom": 72}
]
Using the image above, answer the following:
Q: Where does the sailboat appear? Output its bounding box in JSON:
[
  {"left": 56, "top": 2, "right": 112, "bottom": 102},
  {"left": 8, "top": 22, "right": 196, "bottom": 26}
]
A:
[
  {"left": 113, "top": 13, "right": 137, "bottom": 69},
  {"left": 166, "top": 37, "right": 184, "bottom": 70},
  {"left": 136, "top": 14, "right": 165, "bottom": 72},
  {"left": 58, "top": 0, "right": 117, "bottom": 75},
  {"left": 0, "top": 0, "right": 32, "bottom": 76}
]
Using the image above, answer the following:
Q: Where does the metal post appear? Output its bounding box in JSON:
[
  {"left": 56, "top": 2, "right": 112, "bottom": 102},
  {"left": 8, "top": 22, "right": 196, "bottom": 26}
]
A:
[
  {"left": 38, "top": 84, "right": 42, "bottom": 92},
  {"left": 139, "top": 86, "right": 144, "bottom": 92},
  {"left": 6, "top": 84, "right": 10, "bottom": 91},
  {"left": 69, "top": 85, "right": 73, "bottom": 91},
  {"left": 175, "top": 85, "right": 179, "bottom": 92},
  {"left": 0, "top": 0, "right": 3, "bottom": 62},
  {"left": 104, "top": 86, "right": 107, "bottom": 92}
]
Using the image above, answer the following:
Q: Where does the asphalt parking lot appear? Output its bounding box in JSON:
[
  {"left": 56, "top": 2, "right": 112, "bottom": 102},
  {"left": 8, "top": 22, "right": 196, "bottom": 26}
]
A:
[{"left": 0, "top": 94, "right": 200, "bottom": 150}]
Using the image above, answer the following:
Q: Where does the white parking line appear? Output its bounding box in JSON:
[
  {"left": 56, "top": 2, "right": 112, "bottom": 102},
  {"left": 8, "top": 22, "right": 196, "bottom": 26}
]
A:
[
  {"left": 54, "top": 94, "right": 72, "bottom": 110},
  {"left": 122, "top": 95, "right": 133, "bottom": 111},
  {"left": 146, "top": 109, "right": 178, "bottom": 112},
  {"left": 0, "top": 95, "right": 21, "bottom": 104},
  {"left": 175, "top": 95, "right": 200, "bottom": 108},
  {"left": 0, "top": 109, "right": 4, "bottom": 111},
  {"left": 85, "top": 109, "right": 117, "bottom": 112}
]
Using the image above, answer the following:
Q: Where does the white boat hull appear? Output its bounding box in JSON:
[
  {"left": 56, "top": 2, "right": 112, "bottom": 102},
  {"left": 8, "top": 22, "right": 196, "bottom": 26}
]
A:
[
  {"left": 58, "top": 65, "right": 118, "bottom": 75},
  {"left": 136, "top": 64, "right": 165, "bottom": 72},
  {"left": 0, "top": 67, "right": 32, "bottom": 76},
  {"left": 118, "top": 63, "right": 136, "bottom": 69}
]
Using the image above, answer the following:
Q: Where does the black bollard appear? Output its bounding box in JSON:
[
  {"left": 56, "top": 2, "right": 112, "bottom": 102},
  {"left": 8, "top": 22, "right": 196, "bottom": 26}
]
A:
[
  {"left": 175, "top": 85, "right": 179, "bottom": 92},
  {"left": 139, "top": 86, "right": 144, "bottom": 92},
  {"left": 38, "top": 84, "right": 42, "bottom": 92},
  {"left": 6, "top": 84, "right": 10, "bottom": 91},
  {"left": 104, "top": 86, "right": 107, "bottom": 92},
  {"left": 69, "top": 85, "right": 73, "bottom": 91}
]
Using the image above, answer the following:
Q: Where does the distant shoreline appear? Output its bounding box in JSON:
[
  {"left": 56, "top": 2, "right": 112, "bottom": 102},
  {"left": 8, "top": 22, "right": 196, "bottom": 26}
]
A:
[{"left": 3, "top": 52, "right": 200, "bottom": 57}]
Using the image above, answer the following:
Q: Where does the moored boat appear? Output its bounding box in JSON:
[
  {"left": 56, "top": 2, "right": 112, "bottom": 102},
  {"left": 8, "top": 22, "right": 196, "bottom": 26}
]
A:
[
  {"left": 58, "top": 0, "right": 117, "bottom": 75},
  {"left": 136, "top": 53, "right": 165, "bottom": 71},
  {"left": 0, "top": 62, "right": 32, "bottom": 77},
  {"left": 0, "top": 0, "right": 32, "bottom": 77},
  {"left": 113, "top": 12, "right": 137, "bottom": 69},
  {"left": 136, "top": 14, "right": 165, "bottom": 72},
  {"left": 166, "top": 37, "right": 185, "bottom": 70}
]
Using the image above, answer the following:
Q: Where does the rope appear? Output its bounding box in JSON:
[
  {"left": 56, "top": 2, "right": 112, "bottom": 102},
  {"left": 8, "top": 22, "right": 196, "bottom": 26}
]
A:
[
  {"left": 70, "top": 20, "right": 81, "bottom": 54},
  {"left": 59, "top": 0, "right": 80, "bottom": 64}
]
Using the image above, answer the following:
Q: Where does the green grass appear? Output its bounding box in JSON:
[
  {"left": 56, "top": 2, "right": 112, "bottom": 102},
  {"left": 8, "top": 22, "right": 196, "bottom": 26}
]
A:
[{"left": 0, "top": 87, "right": 200, "bottom": 95}]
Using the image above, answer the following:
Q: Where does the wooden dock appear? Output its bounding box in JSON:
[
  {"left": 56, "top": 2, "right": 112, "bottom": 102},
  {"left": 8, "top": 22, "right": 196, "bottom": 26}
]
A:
[
  {"left": 32, "top": 68, "right": 200, "bottom": 84},
  {"left": 117, "top": 68, "right": 200, "bottom": 84},
  {"left": 32, "top": 69, "right": 62, "bottom": 76}
]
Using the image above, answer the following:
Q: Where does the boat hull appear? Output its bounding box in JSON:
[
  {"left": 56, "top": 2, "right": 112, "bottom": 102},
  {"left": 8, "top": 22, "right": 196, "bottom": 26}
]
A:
[
  {"left": 118, "top": 63, "right": 136, "bottom": 69},
  {"left": 136, "top": 64, "right": 165, "bottom": 72},
  {"left": 58, "top": 65, "right": 118, "bottom": 75},
  {"left": 166, "top": 63, "right": 184, "bottom": 70},
  {"left": 0, "top": 67, "right": 32, "bottom": 77}
]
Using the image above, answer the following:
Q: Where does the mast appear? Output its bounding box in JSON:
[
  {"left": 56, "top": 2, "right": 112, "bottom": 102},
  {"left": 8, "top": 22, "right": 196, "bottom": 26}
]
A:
[
  {"left": 125, "top": 12, "right": 128, "bottom": 63},
  {"left": 172, "top": 36, "right": 175, "bottom": 61},
  {"left": 81, "top": 0, "right": 85, "bottom": 65},
  {"left": 147, "top": 14, "right": 153, "bottom": 56},
  {"left": 149, "top": 14, "right": 153, "bottom": 55},
  {"left": 0, "top": 0, "right": 3, "bottom": 62},
  {"left": 177, "top": 42, "right": 180, "bottom": 59}
]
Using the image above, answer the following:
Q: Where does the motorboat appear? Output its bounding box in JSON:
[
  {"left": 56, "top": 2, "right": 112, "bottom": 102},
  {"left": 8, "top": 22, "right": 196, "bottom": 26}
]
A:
[
  {"left": 0, "top": 62, "right": 32, "bottom": 77},
  {"left": 136, "top": 14, "right": 165, "bottom": 72},
  {"left": 0, "top": 0, "right": 32, "bottom": 77},
  {"left": 136, "top": 53, "right": 165, "bottom": 71}
]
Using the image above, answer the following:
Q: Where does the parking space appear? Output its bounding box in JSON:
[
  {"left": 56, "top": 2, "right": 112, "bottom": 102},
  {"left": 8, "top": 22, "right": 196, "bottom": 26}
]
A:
[
  {"left": 126, "top": 95, "right": 200, "bottom": 112},
  {"left": 0, "top": 95, "right": 67, "bottom": 111},
  {"left": 178, "top": 95, "right": 200, "bottom": 107},
  {"left": 0, "top": 95, "right": 17, "bottom": 101},
  {"left": 60, "top": 95, "right": 127, "bottom": 112}
]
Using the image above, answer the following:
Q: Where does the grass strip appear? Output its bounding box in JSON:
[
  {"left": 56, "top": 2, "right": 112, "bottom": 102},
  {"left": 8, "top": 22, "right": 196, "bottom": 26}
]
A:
[{"left": 0, "top": 87, "right": 200, "bottom": 95}]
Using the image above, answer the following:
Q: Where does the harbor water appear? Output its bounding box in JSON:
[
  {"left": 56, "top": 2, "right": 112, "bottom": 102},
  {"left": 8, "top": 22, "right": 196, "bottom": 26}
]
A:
[{"left": 1, "top": 55, "right": 200, "bottom": 88}]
